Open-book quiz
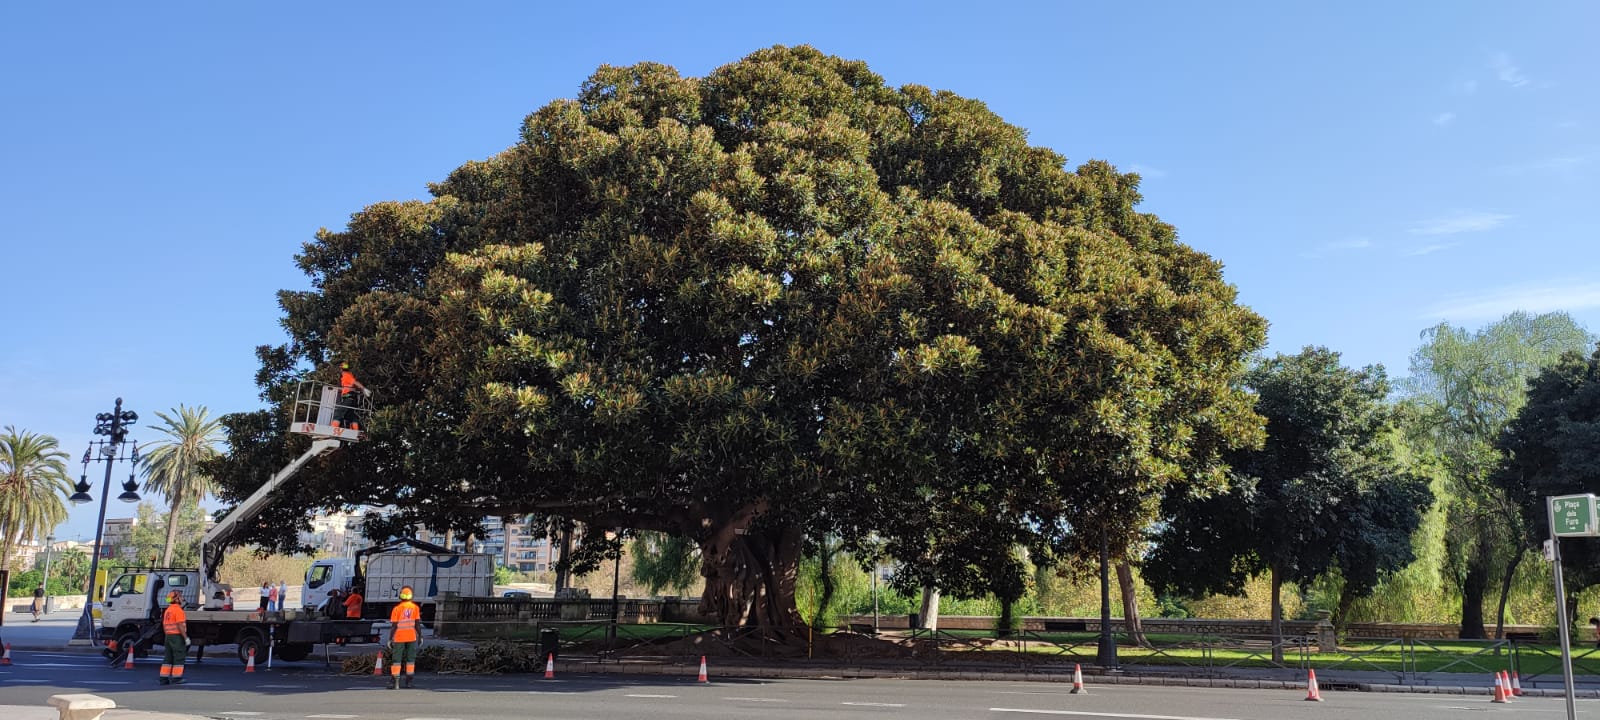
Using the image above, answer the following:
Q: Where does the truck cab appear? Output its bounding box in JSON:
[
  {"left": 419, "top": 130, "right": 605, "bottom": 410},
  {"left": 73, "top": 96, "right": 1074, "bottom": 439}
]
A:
[
  {"left": 301, "top": 558, "right": 356, "bottom": 614},
  {"left": 99, "top": 569, "right": 202, "bottom": 649}
]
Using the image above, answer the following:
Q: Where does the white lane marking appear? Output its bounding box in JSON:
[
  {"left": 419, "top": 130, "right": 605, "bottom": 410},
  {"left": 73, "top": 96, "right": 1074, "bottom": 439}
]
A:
[
  {"left": 991, "top": 710, "right": 1244, "bottom": 720},
  {"left": 527, "top": 690, "right": 575, "bottom": 694},
  {"left": 726, "top": 697, "right": 789, "bottom": 703},
  {"left": 182, "top": 682, "right": 221, "bottom": 687},
  {"left": 258, "top": 683, "right": 306, "bottom": 688},
  {"left": 7, "top": 662, "right": 108, "bottom": 668},
  {"left": 842, "top": 702, "right": 906, "bottom": 707},
  {"left": 431, "top": 689, "right": 472, "bottom": 693},
  {"left": 221, "top": 713, "right": 265, "bottom": 717},
  {"left": 79, "top": 680, "right": 133, "bottom": 685},
  {"left": 3, "top": 678, "right": 49, "bottom": 683},
  {"left": 626, "top": 693, "right": 678, "bottom": 698},
  {"left": 399, "top": 717, "right": 463, "bottom": 720},
  {"left": 307, "top": 715, "right": 360, "bottom": 718}
]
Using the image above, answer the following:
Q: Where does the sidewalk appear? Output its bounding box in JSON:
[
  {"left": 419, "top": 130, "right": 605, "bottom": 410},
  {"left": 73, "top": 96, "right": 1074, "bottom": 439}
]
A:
[
  {"left": 0, "top": 706, "right": 208, "bottom": 720},
  {"left": 0, "top": 607, "right": 94, "bottom": 651}
]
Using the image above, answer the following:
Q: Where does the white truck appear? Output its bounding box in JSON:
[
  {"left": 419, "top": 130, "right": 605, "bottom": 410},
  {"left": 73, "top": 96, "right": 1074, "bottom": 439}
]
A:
[
  {"left": 98, "top": 381, "right": 379, "bottom": 665},
  {"left": 303, "top": 539, "right": 494, "bottom": 623}
]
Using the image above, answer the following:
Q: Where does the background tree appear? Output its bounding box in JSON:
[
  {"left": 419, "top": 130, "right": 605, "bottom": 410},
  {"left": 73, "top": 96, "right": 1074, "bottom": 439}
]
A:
[
  {"left": 120, "top": 501, "right": 207, "bottom": 569},
  {"left": 1403, "top": 311, "right": 1591, "bottom": 637},
  {"left": 629, "top": 531, "right": 702, "bottom": 596},
  {"left": 139, "top": 405, "right": 224, "bottom": 566},
  {"left": 1496, "top": 344, "right": 1600, "bottom": 613},
  {"left": 207, "top": 45, "right": 1266, "bottom": 632},
  {"left": 1145, "top": 347, "right": 1431, "bottom": 659},
  {"left": 0, "top": 426, "right": 72, "bottom": 571}
]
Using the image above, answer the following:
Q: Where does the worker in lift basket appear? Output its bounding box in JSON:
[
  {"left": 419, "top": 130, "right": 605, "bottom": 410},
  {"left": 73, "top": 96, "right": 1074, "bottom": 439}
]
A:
[
  {"left": 159, "top": 591, "right": 188, "bottom": 685},
  {"left": 388, "top": 585, "right": 422, "bottom": 689},
  {"left": 331, "top": 361, "right": 368, "bottom": 431}
]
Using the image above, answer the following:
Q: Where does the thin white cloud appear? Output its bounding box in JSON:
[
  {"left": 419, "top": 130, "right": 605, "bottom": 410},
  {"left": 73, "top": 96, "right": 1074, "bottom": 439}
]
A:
[
  {"left": 1406, "top": 242, "right": 1458, "bottom": 257},
  {"left": 1301, "top": 236, "right": 1373, "bottom": 258},
  {"left": 1408, "top": 210, "right": 1513, "bottom": 236},
  {"left": 1490, "top": 52, "right": 1529, "bottom": 88},
  {"left": 1433, "top": 112, "right": 1456, "bottom": 127},
  {"left": 1127, "top": 164, "right": 1167, "bottom": 179},
  {"left": 1423, "top": 281, "right": 1600, "bottom": 320}
]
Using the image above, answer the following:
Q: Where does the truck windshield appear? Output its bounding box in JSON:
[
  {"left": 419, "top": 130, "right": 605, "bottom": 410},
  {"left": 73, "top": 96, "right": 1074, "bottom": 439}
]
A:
[{"left": 307, "top": 565, "right": 332, "bottom": 589}]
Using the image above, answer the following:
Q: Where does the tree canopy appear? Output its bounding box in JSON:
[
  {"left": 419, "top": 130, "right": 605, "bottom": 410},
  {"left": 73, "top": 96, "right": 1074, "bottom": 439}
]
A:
[
  {"left": 208, "top": 45, "right": 1266, "bottom": 629},
  {"left": 1403, "top": 311, "right": 1592, "bottom": 637},
  {"left": 1496, "top": 344, "right": 1600, "bottom": 591},
  {"left": 1145, "top": 347, "right": 1431, "bottom": 647}
]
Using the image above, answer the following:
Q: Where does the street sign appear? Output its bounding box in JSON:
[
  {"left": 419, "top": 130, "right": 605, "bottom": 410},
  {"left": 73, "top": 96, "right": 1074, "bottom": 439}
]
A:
[{"left": 1551, "top": 494, "right": 1600, "bottom": 537}]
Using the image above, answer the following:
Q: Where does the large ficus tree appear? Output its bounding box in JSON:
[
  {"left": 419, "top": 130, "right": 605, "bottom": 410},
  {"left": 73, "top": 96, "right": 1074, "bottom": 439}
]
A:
[{"left": 207, "top": 46, "right": 1265, "bottom": 631}]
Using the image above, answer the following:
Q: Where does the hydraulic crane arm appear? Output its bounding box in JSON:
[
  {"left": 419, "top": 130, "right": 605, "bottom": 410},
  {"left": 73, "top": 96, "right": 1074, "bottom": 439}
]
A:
[{"left": 200, "top": 438, "right": 342, "bottom": 585}]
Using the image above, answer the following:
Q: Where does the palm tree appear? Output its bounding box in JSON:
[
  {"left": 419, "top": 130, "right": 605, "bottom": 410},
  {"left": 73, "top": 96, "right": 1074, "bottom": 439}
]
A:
[
  {"left": 139, "top": 405, "right": 224, "bottom": 567},
  {"left": 0, "top": 426, "right": 73, "bottom": 571}
]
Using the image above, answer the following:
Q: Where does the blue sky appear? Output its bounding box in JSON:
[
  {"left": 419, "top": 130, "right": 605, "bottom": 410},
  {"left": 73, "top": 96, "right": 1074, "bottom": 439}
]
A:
[{"left": 3, "top": 1, "right": 1596, "bottom": 542}]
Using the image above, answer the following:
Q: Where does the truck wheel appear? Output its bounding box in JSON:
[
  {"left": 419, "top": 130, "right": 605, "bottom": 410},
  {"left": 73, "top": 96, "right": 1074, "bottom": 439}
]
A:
[
  {"left": 115, "top": 628, "right": 148, "bottom": 659},
  {"left": 236, "top": 630, "right": 266, "bottom": 665},
  {"left": 276, "top": 643, "right": 312, "bottom": 662}
]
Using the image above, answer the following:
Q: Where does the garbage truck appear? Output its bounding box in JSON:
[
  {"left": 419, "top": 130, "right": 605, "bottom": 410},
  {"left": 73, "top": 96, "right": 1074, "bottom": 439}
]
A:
[{"left": 302, "top": 538, "right": 494, "bottom": 623}]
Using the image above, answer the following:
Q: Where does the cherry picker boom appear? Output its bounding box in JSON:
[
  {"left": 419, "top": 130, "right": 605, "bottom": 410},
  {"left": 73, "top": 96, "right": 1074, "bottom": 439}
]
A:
[{"left": 97, "top": 380, "right": 378, "bottom": 665}]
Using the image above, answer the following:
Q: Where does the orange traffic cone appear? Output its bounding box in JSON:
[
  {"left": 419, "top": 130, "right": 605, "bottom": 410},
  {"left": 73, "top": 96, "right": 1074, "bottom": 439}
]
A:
[
  {"left": 697, "top": 655, "right": 708, "bottom": 683},
  {"left": 1, "top": 643, "right": 12, "bottom": 665},
  {"left": 1304, "top": 669, "right": 1323, "bottom": 702},
  {"left": 1491, "top": 671, "right": 1507, "bottom": 703},
  {"left": 1511, "top": 670, "right": 1524, "bottom": 696},
  {"left": 245, "top": 648, "right": 257, "bottom": 673},
  {"left": 1070, "top": 663, "right": 1087, "bottom": 694},
  {"left": 123, "top": 645, "right": 135, "bottom": 670},
  {"left": 544, "top": 653, "right": 555, "bottom": 679},
  {"left": 372, "top": 653, "right": 383, "bottom": 676}
]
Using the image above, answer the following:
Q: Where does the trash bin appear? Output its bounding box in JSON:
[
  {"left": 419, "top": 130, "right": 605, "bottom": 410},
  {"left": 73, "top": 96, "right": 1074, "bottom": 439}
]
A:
[
  {"left": 539, "top": 627, "right": 560, "bottom": 660},
  {"left": 909, "top": 613, "right": 920, "bottom": 630}
]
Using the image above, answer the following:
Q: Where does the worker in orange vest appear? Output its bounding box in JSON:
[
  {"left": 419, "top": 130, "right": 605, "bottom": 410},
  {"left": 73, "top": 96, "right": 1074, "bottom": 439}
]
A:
[
  {"left": 387, "top": 585, "right": 422, "bottom": 688},
  {"left": 331, "top": 362, "right": 368, "bottom": 431},
  {"left": 159, "top": 591, "right": 188, "bottom": 685},
  {"left": 344, "top": 585, "right": 365, "bottom": 619}
]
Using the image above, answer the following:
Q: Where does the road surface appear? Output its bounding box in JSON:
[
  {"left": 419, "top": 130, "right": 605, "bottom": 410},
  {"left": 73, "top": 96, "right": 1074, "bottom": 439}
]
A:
[{"left": 0, "top": 648, "right": 1585, "bottom": 719}]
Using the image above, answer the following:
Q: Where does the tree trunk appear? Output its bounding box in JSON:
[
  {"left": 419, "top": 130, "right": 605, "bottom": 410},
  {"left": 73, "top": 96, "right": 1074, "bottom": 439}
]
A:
[
  {"left": 1459, "top": 539, "right": 1492, "bottom": 639},
  {"left": 1493, "top": 550, "right": 1525, "bottom": 640},
  {"left": 813, "top": 539, "right": 835, "bottom": 632},
  {"left": 554, "top": 520, "right": 574, "bottom": 591},
  {"left": 161, "top": 502, "right": 182, "bottom": 567},
  {"left": 919, "top": 584, "right": 942, "bottom": 632},
  {"left": 1116, "top": 561, "right": 1149, "bottom": 648},
  {"left": 696, "top": 502, "right": 805, "bottom": 636},
  {"left": 1269, "top": 565, "right": 1284, "bottom": 664}
]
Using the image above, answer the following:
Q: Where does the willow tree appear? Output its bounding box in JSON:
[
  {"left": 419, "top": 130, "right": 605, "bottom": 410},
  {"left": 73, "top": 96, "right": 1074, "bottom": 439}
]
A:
[{"left": 208, "top": 46, "right": 1264, "bottom": 631}]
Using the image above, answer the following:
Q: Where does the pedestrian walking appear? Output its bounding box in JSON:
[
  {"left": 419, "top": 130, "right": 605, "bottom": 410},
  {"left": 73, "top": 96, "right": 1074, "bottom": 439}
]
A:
[
  {"left": 159, "top": 591, "right": 188, "bottom": 685},
  {"left": 31, "top": 585, "right": 44, "bottom": 621},
  {"left": 259, "top": 582, "right": 270, "bottom": 612},
  {"left": 387, "top": 585, "right": 422, "bottom": 689}
]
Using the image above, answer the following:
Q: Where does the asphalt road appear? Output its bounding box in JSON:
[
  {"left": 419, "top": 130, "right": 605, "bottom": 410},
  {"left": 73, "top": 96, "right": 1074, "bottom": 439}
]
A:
[{"left": 0, "top": 649, "right": 1588, "bottom": 719}]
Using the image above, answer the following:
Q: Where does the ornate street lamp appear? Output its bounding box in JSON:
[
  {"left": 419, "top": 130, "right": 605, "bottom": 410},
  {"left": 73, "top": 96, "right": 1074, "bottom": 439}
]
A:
[{"left": 67, "top": 398, "right": 142, "bottom": 645}]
